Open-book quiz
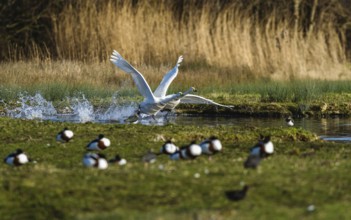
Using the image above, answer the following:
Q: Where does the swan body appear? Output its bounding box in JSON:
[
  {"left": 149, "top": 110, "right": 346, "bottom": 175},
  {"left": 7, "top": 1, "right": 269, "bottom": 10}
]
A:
[{"left": 110, "top": 50, "right": 232, "bottom": 116}]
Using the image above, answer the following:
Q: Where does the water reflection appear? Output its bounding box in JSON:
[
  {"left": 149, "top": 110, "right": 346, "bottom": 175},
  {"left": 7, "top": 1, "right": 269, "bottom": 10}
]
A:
[{"left": 175, "top": 115, "right": 351, "bottom": 142}]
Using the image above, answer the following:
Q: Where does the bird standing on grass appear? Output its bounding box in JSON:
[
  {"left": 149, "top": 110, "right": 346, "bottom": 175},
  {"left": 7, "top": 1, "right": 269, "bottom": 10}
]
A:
[
  {"left": 225, "top": 185, "right": 249, "bottom": 201},
  {"left": 160, "top": 140, "right": 179, "bottom": 155},
  {"left": 86, "top": 134, "right": 111, "bottom": 151},
  {"left": 169, "top": 142, "right": 202, "bottom": 160},
  {"left": 250, "top": 135, "right": 274, "bottom": 158},
  {"left": 109, "top": 154, "right": 127, "bottom": 166},
  {"left": 56, "top": 127, "right": 74, "bottom": 143},
  {"left": 200, "top": 136, "right": 222, "bottom": 155},
  {"left": 286, "top": 116, "right": 294, "bottom": 127},
  {"left": 83, "top": 153, "right": 108, "bottom": 169},
  {"left": 4, "top": 149, "right": 30, "bottom": 166},
  {"left": 244, "top": 135, "right": 274, "bottom": 169}
]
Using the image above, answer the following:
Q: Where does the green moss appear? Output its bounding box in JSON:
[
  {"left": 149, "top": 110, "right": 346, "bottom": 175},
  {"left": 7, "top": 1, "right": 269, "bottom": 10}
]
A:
[{"left": 0, "top": 117, "right": 350, "bottom": 219}]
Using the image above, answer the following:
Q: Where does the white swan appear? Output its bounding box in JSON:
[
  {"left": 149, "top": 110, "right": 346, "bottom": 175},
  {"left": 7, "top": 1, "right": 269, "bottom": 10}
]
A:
[
  {"left": 110, "top": 51, "right": 195, "bottom": 117},
  {"left": 110, "top": 50, "right": 232, "bottom": 116}
]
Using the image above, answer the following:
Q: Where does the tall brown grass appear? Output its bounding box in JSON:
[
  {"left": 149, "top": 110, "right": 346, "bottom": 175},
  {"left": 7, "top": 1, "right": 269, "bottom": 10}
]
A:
[{"left": 3, "top": 0, "right": 351, "bottom": 84}]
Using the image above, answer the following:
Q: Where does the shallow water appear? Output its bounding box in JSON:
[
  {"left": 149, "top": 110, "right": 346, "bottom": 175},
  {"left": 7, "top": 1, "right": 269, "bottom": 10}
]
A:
[
  {"left": 175, "top": 115, "right": 351, "bottom": 142},
  {"left": 2, "top": 93, "right": 351, "bottom": 142}
]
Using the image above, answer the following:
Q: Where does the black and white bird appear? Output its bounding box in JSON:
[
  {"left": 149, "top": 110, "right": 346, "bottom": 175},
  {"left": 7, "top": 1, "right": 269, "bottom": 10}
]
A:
[
  {"left": 86, "top": 134, "right": 111, "bottom": 151},
  {"left": 244, "top": 135, "right": 274, "bottom": 169},
  {"left": 4, "top": 149, "right": 30, "bottom": 166},
  {"left": 225, "top": 185, "right": 249, "bottom": 201},
  {"left": 83, "top": 153, "right": 108, "bottom": 169},
  {"left": 109, "top": 154, "right": 127, "bottom": 166},
  {"left": 199, "top": 136, "right": 222, "bottom": 155},
  {"left": 250, "top": 135, "right": 274, "bottom": 158},
  {"left": 286, "top": 116, "right": 294, "bottom": 127},
  {"left": 160, "top": 140, "right": 179, "bottom": 155},
  {"left": 170, "top": 142, "right": 202, "bottom": 160},
  {"left": 56, "top": 127, "right": 74, "bottom": 143}
]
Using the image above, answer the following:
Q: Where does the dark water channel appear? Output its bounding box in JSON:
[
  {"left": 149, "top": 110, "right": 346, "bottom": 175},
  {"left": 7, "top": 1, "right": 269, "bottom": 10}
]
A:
[{"left": 174, "top": 115, "right": 351, "bottom": 142}]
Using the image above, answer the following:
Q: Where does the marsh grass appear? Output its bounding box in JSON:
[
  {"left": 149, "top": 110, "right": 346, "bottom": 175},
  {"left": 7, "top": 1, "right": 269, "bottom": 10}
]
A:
[
  {"left": 3, "top": 0, "right": 351, "bottom": 80},
  {"left": 1, "top": 61, "right": 351, "bottom": 104},
  {"left": 0, "top": 117, "right": 350, "bottom": 219}
]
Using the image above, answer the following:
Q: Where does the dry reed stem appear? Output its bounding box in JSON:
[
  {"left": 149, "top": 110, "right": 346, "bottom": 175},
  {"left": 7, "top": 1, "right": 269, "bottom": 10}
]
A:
[{"left": 5, "top": 0, "right": 351, "bottom": 81}]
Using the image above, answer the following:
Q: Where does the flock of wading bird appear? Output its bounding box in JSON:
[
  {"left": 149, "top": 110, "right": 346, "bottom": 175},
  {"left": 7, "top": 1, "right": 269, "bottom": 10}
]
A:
[
  {"left": 4, "top": 116, "right": 294, "bottom": 201},
  {"left": 3, "top": 51, "right": 296, "bottom": 202}
]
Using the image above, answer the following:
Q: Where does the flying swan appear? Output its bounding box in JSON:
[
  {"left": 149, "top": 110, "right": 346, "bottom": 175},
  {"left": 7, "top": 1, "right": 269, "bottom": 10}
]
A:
[
  {"left": 110, "top": 50, "right": 233, "bottom": 117},
  {"left": 110, "top": 50, "right": 195, "bottom": 117}
]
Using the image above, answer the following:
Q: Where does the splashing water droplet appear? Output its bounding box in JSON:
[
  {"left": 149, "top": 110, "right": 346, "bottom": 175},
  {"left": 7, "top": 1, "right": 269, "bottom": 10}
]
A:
[
  {"left": 95, "top": 93, "right": 137, "bottom": 123},
  {"left": 6, "top": 93, "right": 57, "bottom": 120},
  {"left": 70, "top": 95, "right": 94, "bottom": 123},
  {"left": 4, "top": 92, "right": 142, "bottom": 124}
]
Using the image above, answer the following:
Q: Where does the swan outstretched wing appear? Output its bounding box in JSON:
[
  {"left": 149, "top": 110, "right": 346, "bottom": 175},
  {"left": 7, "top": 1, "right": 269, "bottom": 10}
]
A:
[
  {"left": 154, "top": 56, "right": 183, "bottom": 97},
  {"left": 180, "top": 94, "right": 233, "bottom": 108},
  {"left": 110, "top": 50, "right": 155, "bottom": 101}
]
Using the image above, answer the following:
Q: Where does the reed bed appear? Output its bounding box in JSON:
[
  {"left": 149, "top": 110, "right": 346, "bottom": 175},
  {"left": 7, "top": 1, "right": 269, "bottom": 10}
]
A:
[{"left": 2, "top": 0, "right": 351, "bottom": 81}]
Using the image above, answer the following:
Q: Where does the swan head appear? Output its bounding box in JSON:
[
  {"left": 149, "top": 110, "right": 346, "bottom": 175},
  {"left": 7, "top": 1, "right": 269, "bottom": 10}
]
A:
[{"left": 191, "top": 87, "right": 197, "bottom": 92}]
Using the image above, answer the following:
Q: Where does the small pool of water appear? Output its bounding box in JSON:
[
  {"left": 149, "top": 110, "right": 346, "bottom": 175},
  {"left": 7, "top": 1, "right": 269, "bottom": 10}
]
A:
[{"left": 174, "top": 115, "right": 351, "bottom": 142}]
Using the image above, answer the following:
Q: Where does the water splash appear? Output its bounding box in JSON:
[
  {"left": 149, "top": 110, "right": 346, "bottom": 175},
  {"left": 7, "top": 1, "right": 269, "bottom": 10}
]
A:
[
  {"left": 4, "top": 92, "right": 140, "bottom": 124},
  {"left": 6, "top": 93, "right": 57, "bottom": 120},
  {"left": 70, "top": 95, "right": 95, "bottom": 123},
  {"left": 95, "top": 93, "right": 137, "bottom": 123}
]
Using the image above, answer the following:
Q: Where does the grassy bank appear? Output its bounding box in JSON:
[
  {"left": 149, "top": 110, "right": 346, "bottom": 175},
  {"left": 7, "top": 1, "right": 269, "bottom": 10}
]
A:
[
  {"left": 1, "top": 61, "right": 351, "bottom": 102},
  {"left": 1, "top": 61, "right": 351, "bottom": 117},
  {"left": 0, "top": 117, "right": 350, "bottom": 219}
]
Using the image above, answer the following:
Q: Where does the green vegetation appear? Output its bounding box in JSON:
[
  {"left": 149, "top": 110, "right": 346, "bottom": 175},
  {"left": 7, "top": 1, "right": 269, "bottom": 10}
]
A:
[
  {"left": 1, "top": 68, "right": 351, "bottom": 117},
  {"left": 0, "top": 117, "right": 350, "bottom": 219}
]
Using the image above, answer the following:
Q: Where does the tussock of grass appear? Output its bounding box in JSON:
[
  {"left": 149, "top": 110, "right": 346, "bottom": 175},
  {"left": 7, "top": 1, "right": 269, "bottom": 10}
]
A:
[{"left": 0, "top": 118, "right": 350, "bottom": 219}]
